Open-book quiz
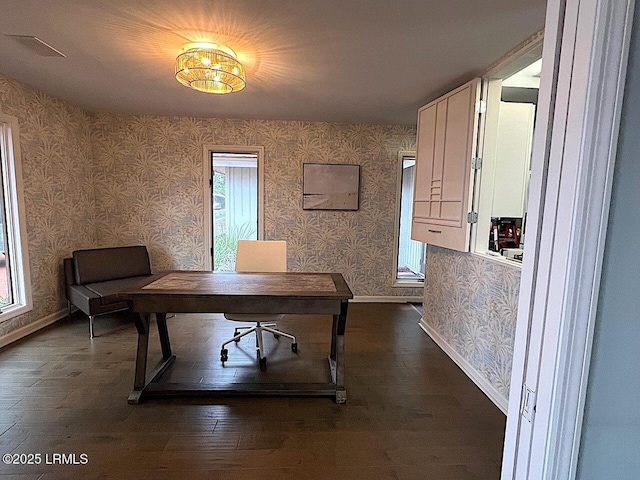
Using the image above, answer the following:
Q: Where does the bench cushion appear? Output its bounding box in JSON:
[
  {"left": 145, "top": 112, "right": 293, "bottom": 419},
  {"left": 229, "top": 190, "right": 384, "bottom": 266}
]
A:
[
  {"left": 84, "top": 275, "right": 153, "bottom": 305},
  {"left": 73, "top": 246, "right": 151, "bottom": 285}
]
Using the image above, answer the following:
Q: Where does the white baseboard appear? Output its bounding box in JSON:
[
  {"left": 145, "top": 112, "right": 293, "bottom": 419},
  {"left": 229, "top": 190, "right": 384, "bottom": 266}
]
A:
[
  {"left": 419, "top": 319, "right": 508, "bottom": 414},
  {"left": 0, "top": 308, "right": 68, "bottom": 349},
  {"left": 351, "top": 296, "right": 423, "bottom": 303}
]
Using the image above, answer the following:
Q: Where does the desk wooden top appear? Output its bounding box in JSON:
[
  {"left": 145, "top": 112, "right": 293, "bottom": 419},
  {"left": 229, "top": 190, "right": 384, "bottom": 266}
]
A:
[
  {"left": 119, "top": 271, "right": 352, "bottom": 315},
  {"left": 121, "top": 271, "right": 353, "bottom": 299}
]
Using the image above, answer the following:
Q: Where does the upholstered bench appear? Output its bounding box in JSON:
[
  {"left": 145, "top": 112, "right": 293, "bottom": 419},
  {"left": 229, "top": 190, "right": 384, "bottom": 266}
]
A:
[{"left": 63, "top": 246, "right": 153, "bottom": 338}]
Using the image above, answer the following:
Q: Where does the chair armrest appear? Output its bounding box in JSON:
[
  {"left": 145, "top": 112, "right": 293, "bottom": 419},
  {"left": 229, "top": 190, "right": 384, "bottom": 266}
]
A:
[{"left": 67, "top": 285, "right": 102, "bottom": 317}]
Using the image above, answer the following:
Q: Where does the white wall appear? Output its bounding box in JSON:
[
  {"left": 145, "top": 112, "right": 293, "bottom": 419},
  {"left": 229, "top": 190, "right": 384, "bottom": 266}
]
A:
[
  {"left": 491, "top": 101, "right": 535, "bottom": 218},
  {"left": 576, "top": 6, "right": 640, "bottom": 478},
  {"left": 226, "top": 165, "right": 258, "bottom": 235}
]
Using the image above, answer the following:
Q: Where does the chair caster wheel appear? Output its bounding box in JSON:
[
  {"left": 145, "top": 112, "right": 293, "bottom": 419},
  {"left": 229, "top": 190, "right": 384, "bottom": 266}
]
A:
[
  {"left": 220, "top": 348, "right": 228, "bottom": 363},
  {"left": 291, "top": 343, "right": 298, "bottom": 353},
  {"left": 259, "top": 357, "right": 267, "bottom": 367}
]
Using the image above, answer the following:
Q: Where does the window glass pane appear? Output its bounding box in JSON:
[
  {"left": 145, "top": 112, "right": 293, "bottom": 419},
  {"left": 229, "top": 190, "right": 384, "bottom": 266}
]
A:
[
  {"left": 0, "top": 141, "right": 13, "bottom": 307},
  {"left": 397, "top": 157, "right": 425, "bottom": 280},
  {"left": 211, "top": 153, "right": 258, "bottom": 271}
]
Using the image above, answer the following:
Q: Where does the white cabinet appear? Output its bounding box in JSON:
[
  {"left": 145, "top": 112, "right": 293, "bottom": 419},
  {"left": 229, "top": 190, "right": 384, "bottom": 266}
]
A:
[{"left": 411, "top": 79, "right": 481, "bottom": 252}]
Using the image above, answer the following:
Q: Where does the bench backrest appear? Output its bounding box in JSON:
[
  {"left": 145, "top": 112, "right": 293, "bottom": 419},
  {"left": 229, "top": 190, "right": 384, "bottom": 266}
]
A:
[{"left": 72, "top": 246, "right": 151, "bottom": 285}]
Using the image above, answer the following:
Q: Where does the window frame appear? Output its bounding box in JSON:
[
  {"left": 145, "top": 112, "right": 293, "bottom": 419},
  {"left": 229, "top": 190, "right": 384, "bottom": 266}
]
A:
[
  {"left": 393, "top": 150, "right": 425, "bottom": 287},
  {"left": 469, "top": 39, "right": 544, "bottom": 268},
  {"left": 0, "top": 113, "right": 33, "bottom": 321}
]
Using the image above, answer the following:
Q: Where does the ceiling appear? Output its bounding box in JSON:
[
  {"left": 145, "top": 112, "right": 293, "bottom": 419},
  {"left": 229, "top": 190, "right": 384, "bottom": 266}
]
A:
[{"left": 0, "top": 0, "right": 547, "bottom": 125}]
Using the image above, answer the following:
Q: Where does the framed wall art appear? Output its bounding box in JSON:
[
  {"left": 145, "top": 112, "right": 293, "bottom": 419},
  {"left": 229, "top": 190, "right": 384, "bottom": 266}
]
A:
[{"left": 302, "top": 163, "right": 360, "bottom": 211}]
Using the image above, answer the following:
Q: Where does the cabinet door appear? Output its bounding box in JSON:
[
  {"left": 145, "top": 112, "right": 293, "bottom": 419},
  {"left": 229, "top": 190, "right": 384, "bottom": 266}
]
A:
[{"left": 411, "top": 79, "right": 481, "bottom": 252}]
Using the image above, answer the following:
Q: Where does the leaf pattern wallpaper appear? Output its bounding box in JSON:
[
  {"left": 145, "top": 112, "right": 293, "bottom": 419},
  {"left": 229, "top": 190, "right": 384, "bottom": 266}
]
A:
[
  {"left": 1, "top": 73, "right": 520, "bottom": 401},
  {"left": 89, "top": 113, "right": 422, "bottom": 299},
  {"left": 422, "top": 246, "right": 521, "bottom": 399},
  {"left": 0, "top": 75, "right": 96, "bottom": 338},
  {"left": 0, "top": 73, "right": 423, "bottom": 331}
]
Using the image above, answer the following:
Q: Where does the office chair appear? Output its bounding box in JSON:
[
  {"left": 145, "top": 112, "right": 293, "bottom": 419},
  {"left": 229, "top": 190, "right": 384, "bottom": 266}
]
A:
[{"left": 220, "top": 240, "right": 297, "bottom": 367}]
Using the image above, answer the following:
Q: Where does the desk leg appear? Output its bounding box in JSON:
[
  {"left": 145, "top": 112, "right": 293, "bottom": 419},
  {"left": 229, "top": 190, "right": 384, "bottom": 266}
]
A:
[
  {"left": 329, "top": 300, "right": 348, "bottom": 404},
  {"left": 129, "top": 313, "right": 150, "bottom": 405},
  {"left": 156, "top": 313, "right": 172, "bottom": 358}
]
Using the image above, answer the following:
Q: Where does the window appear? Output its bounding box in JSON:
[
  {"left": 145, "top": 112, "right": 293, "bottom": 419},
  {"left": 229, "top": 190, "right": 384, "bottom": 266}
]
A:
[
  {"left": 208, "top": 148, "right": 264, "bottom": 271},
  {"left": 394, "top": 151, "right": 425, "bottom": 284},
  {"left": 0, "top": 113, "right": 32, "bottom": 320},
  {"left": 471, "top": 41, "right": 542, "bottom": 264}
]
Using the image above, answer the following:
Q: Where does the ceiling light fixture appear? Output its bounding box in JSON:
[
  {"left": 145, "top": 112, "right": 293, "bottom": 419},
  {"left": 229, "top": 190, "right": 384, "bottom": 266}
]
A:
[{"left": 175, "top": 43, "right": 246, "bottom": 94}]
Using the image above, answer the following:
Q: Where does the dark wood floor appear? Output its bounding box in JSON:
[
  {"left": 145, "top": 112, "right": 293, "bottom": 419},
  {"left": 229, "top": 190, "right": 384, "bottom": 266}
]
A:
[{"left": 0, "top": 303, "right": 505, "bottom": 479}]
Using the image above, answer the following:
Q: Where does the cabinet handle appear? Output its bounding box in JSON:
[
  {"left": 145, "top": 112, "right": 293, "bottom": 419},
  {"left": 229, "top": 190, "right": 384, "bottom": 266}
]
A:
[{"left": 428, "top": 229, "right": 442, "bottom": 234}]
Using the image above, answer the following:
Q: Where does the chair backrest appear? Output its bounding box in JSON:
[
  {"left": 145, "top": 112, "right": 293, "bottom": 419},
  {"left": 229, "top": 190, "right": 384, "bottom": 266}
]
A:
[
  {"left": 235, "top": 240, "right": 287, "bottom": 273},
  {"left": 72, "top": 245, "right": 151, "bottom": 285}
]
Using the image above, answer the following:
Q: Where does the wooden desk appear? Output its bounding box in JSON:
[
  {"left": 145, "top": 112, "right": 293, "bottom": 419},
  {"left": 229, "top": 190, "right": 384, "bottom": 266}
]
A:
[{"left": 119, "top": 271, "right": 353, "bottom": 405}]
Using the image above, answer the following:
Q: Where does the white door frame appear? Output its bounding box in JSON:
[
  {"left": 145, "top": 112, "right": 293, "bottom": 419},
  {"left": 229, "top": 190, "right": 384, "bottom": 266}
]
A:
[
  {"left": 502, "top": 0, "right": 635, "bottom": 478},
  {"left": 203, "top": 145, "right": 265, "bottom": 271}
]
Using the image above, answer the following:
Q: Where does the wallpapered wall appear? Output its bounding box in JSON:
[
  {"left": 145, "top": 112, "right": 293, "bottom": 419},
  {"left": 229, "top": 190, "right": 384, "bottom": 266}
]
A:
[
  {"left": 90, "top": 114, "right": 422, "bottom": 297},
  {"left": 0, "top": 73, "right": 423, "bottom": 339},
  {"left": 0, "top": 75, "right": 96, "bottom": 337},
  {"left": 1, "top": 74, "right": 517, "bottom": 405},
  {"left": 421, "top": 246, "right": 521, "bottom": 400}
]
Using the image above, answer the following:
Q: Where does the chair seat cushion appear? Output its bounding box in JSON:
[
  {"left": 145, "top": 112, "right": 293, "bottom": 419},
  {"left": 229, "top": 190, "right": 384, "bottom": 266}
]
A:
[
  {"left": 224, "top": 313, "right": 285, "bottom": 323},
  {"left": 85, "top": 275, "right": 153, "bottom": 305}
]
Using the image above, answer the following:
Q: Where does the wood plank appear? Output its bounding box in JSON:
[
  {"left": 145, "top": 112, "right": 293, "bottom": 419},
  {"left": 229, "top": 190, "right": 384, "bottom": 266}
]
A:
[
  {"left": 143, "top": 382, "right": 337, "bottom": 398},
  {"left": 120, "top": 272, "right": 353, "bottom": 314},
  {"left": 0, "top": 303, "right": 505, "bottom": 479},
  {"left": 138, "top": 272, "right": 343, "bottom": 297}
]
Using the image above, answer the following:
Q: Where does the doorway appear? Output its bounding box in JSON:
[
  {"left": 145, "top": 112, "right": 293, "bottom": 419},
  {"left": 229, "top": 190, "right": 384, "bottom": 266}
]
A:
[{"left": 207, "top": 148, "right": 264, "bottom": 271}]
